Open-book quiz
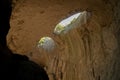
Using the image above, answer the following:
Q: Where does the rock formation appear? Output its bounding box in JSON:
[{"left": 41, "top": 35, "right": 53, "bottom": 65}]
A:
[{"left": 8, "top": 0, "right": 120, "bottom": 80}]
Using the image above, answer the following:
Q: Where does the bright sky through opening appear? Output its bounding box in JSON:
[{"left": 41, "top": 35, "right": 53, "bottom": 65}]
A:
[{"left": 59, "top": 12, "right": 81, "bottom": 26}]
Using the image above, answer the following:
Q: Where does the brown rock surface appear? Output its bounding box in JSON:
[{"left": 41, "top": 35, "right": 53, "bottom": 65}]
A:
[{"left": 7, "top": 0, "right": 120, "bottom": 80}]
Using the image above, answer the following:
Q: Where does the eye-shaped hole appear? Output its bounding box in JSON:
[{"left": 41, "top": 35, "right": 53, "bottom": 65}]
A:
[
  {"left": 54, "top": 11, "right": 91, "bottom": 35},
  {"left": 37, "top": 37, "right": 55, "bottom": 52}
]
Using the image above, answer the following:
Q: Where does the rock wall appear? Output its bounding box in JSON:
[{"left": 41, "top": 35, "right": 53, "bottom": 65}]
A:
[{"left": 8, "top": 0, "right": 120, "bottom": 80}]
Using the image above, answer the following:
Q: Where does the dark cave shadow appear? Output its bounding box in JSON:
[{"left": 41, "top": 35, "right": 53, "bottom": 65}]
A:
[{"left": 0, "top": 0, "right": 49, "bottom": 80}]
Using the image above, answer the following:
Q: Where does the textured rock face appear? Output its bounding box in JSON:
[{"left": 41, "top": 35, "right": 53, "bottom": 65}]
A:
[{"left": 8, "top": 0, "right": 120, "bottom": 80}]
